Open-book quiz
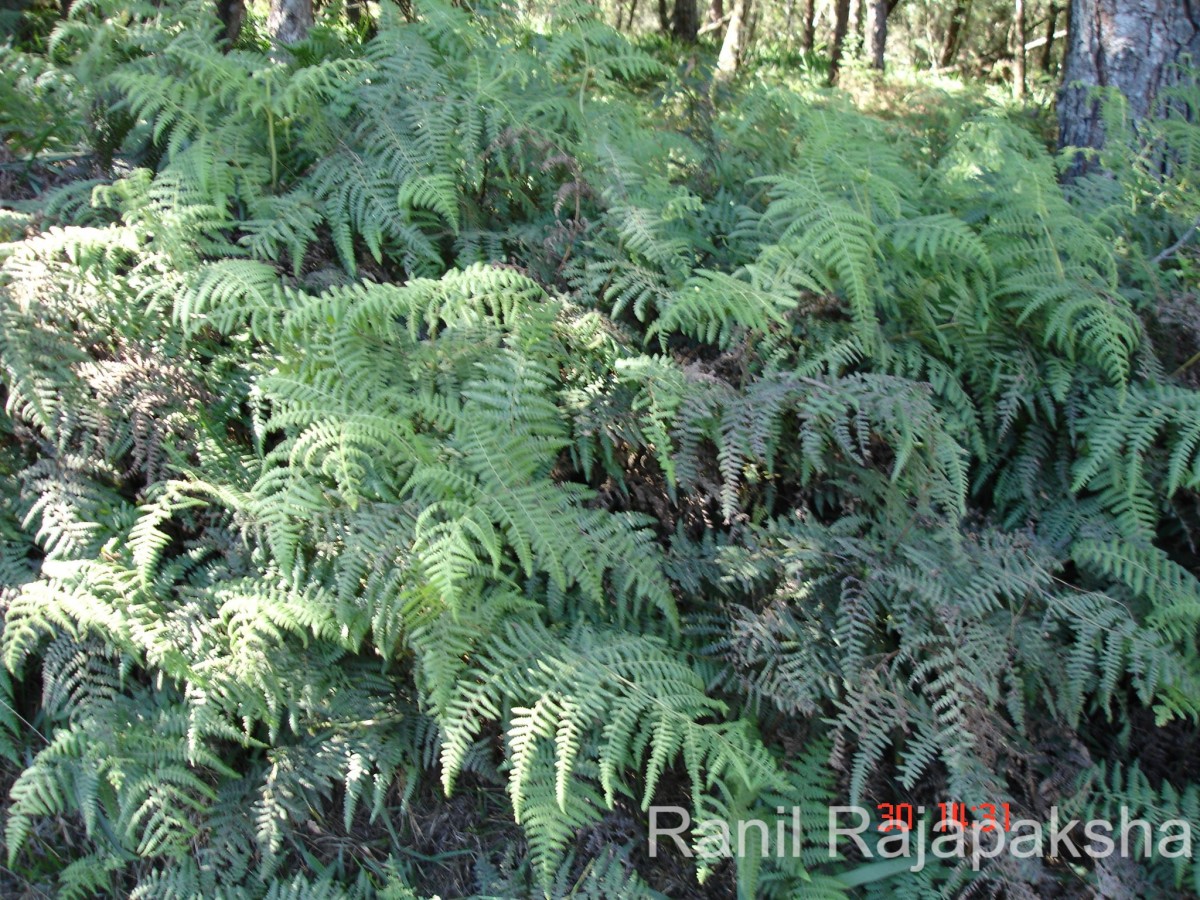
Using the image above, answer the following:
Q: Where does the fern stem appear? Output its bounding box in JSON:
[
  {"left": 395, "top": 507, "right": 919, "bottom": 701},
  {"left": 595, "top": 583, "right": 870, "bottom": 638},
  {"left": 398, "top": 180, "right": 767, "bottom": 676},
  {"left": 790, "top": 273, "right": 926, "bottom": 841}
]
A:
[
  {"left": 1170, "top": 348, "right": 1200, "bottom": 379},
  {"left": 266, "top": 79, "right": 278, "bottom": 190}
]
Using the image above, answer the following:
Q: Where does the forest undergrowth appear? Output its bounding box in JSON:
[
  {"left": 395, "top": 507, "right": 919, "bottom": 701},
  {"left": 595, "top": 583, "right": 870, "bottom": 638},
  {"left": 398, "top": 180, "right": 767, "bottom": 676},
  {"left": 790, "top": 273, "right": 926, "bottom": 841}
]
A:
[{"left": 2, "top": 2, "right": 1200, "bottom": 896}]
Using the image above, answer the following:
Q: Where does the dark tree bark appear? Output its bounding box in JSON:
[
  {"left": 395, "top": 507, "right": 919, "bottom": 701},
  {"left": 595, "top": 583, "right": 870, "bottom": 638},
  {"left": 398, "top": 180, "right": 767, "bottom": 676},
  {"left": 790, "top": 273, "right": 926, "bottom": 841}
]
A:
[
  {"left": 829, "top": 0, "right": 851, "bottom": 83},
  {"left": 1058, "top": 0, "right": 1200, "bottom": 173},
  {"left": 1040, "top": 2, "right": 1059, "bottom": 70},
  {"left": 940, "top": 0, "right": 969, "bottom": 68},
  {"left": 267, "top": 0, "right": 312, "bottom": 44},
  {"left": 1013, "top": 0, "right": 1026, "bottom": 97},
  {"left": 630, "top": 0, "right": 641, "bottom": 28},
  {"left": 801, "top": 0, "right": 816, "bottom": 52},
  {"left": 216, "top": 0, "right": 244, "bottom": 46},
  {"left": 673, "top": 0, "right": 699, "bottom": 41},
  {"left": 658, "top": 0, "right": 670, "bottom": 32},
  {"left": 865, "top": 0, "right": 887, "bottom": 68}
]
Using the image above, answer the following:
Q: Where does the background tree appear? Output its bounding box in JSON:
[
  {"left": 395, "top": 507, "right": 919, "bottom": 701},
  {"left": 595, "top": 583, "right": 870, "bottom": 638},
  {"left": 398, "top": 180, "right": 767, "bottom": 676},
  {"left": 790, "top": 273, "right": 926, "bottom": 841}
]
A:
[
  {"left": 939, "top": 0, "right": 970, "bottom": 68},
  {"left": 801, "top": 0, "right": 816, "bottom": 51},
  {"left": 829, "top": 0, "right": 851, "bottom": 81},
  {"left": 1012, "top": 0, "right": 1025, "bottom": 95},
  {"left": 1037, "top": 2, "right": 1062, "bottom": 72},
  {"left": 705, "top": 0, "right": 723, "bottom": 30},
  {"left": 267, "top": 0, "right": 312, "bottom": 43},
  {"left": 865, "top": 0, "right": 899, "bottom": 69},
  {"left": 216, "top": 0, "right": 244, "bottom": 44},
  {"left": 1058, "top": 0, "right": 1200, "bottom": 169},
  {"left": 672, "top": 0, "right": 699, "bottom": 39},
  {"left": 716, "top": 0, "right": 748, "bottom": 73}
]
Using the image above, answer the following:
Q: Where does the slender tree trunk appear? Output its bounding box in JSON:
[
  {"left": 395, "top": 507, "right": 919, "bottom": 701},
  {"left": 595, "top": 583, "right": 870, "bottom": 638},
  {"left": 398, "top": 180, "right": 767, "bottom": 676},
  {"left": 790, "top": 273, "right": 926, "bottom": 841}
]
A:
[
  {"left": 1040, "top": 2, "right": 1058, "bottom": 70},
  {"left": 1058, "top": 0, "right": 1200, "bottom": 174},
  {"left": 829, "top": 0, "right": 851, "bottom": 83},
  {"left": 939, "top": 0, "right": 969, "bottom": 68},
  {"left": 658, "top": 0, "right": 670, "bottom": 31},
  {"left": 849, "top": 0, "right": 864, "bottom": 58},
  {"left": 865, "top": 0, "right": 887, "bottom": 69},
  {"left": 673, "top": 0, "right": 699, "bottom": 41},
  {"left": 267, "top": 0, "right": 312, "bottom": 44},
  {"left": 346, "top": 0, "right": 375, "bottom": 32},
  {"left": 802, "top": 0, "right": 816, "bottom": 52},
  {"left": 216, "top": 0, "right": 244, "bottom": 45},
  {"left": 1013, "top": 0, "right": 1026, "bottom": 97},
  {"left": 626, "top": 0, "right": 640, "bottom": 30},
  {"left": 716, "top": 0, "right": 746, "bottom": 75}
]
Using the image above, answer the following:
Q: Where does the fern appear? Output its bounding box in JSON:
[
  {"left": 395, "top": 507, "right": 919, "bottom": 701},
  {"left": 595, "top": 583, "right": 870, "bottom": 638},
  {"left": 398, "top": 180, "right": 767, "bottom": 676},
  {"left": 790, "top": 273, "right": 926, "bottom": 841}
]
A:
[{"left": 4, "top": 5, "right": 1200, "bottom": 897}]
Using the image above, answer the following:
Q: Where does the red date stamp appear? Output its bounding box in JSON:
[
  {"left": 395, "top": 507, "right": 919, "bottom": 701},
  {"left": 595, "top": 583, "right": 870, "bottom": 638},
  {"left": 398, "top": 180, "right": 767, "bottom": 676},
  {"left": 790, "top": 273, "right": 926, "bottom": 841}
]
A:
[{"left": 877, "top": 802, "right": 1012, "bottom": 832}]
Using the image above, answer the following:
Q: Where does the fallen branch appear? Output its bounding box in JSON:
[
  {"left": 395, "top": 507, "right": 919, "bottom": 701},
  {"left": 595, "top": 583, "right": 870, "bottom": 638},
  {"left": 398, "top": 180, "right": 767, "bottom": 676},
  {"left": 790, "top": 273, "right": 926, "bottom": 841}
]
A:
[
  {"left": 1023, "top": 28, "right": 1066, "bottom": 51},
  {"left": 698, "top": 12, "right": 731, "bottom": 35},
  {"left": 1154, "top": 216, "right": 1200, "bottom": 265}
]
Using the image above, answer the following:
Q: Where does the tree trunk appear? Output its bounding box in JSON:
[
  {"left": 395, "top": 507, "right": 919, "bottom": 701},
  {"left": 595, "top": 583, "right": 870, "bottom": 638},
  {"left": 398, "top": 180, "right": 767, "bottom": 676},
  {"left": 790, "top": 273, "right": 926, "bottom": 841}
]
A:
[
  {"left": 626, "top": 0, "right": 641, "bottom": 30},
  {"left": 802, "top": 0, "right": 816, "bottom": 51},
  {"left": 716, "top": 0, "right": 746, "bottom": 75},
  {"left": 673, "top": 0, "right": 699, "bottom": 41},
  {"left": 829, "top": 0, "right": 851, "bottom": 83},
  {"left": 1058, "top": 0, "right": 1200, "bottom": 173},
  {"left": 346, "top": 0, "right": 376, "bottom": 32},
  {"left": 850, "top": 0, "right": 864, "bottom": 58},
  {"left": 216, "top": 0, "right": 244, "bottom": 46},
  {"left": 1040, "top": 2, "right": 1058, "bottom": 70},
  {"left": 1013, "top": 0, "right": 1026, "bottom": 97},
  {"left": 939, "top": 0, "right": 969, "bottom": 68},
  {"left": 708, "top": 0, "right": 724, "bottom": 28},
  {"left": 865, "top": 0, "right": 887, "bottom": 69},
  {"left": 267, "top": 0, "right": 312, "bottom": 44}
]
